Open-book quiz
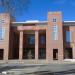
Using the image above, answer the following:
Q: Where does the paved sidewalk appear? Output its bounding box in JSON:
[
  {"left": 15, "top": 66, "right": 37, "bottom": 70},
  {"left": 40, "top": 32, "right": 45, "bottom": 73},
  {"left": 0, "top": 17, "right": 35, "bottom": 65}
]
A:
[
  {"left": 0, "top": 60, "right": 75, "bottom": 75},
  {"left": 0, "top": 60, "right": 75, "bottom": 64},
  {"left": 0, "top": 62, "right": 75, "bottom": 75}
]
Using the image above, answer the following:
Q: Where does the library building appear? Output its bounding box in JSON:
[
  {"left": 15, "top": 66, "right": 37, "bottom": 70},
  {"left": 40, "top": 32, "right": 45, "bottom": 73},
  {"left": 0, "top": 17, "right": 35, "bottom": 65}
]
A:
[{"left": 0, "top": 12, "right": 75, "bottom": 61}]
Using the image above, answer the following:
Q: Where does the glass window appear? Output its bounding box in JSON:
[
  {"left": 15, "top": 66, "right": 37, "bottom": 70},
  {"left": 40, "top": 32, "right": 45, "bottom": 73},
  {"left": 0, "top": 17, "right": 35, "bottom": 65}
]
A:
[
  {"left": 0, "top": 19, "right": 5, "bottom": 25},
  {"left": 39, "top": 48, "right": 46, "bottom": 59},
  {"left": 40, "top": 36, "right": 45, "bottom": 44},
  {"left": 0, "top": 27, "right": 5, "bottom": 40},
  {"left": 28, "top": 35, "right": 35, "bottom": 44},
  {"left": 53, "top": 17, "right": 57, "bottom": 22},
  {"left": 66, "top": 31, "right": 71, "bottom": 42},
  {"left": 52, "top": 25, "right": 58, "bottom": 40}
]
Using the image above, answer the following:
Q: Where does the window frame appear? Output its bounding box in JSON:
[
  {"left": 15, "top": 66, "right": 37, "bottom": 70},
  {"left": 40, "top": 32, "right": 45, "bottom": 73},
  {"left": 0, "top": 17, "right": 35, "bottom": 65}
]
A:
[
  {"left": 40, "top": 35, "right": 45, "bottom": 44},
  {"left": 27, "top": 35, "right": 35, "bottom": 45},
  {"left": 52, "top": 25, "right": 58, "bottom": 40},
  {"left": 66, "top": 31, "right": 71, "bottom": 42},
  {"left": 0, "top": 27, "right": 5, "bottom": 40},
  {"left": 52, "top": 17, "right": 57, "bottom": 22}
]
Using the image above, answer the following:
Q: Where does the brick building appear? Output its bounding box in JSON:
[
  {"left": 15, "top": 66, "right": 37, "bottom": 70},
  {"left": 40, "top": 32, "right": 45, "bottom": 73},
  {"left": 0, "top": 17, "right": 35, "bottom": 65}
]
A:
[{"left": 0, "top": 12, "right": 75, "bottom": 61}]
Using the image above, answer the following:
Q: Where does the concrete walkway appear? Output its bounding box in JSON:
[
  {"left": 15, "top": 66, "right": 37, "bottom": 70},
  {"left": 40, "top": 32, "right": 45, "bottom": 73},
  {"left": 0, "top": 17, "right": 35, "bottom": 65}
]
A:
[
  {"left": 0, "top": 59, "right": 75, "bottom": 64},
  {"left": 0, "top": 61, "right": 75, "bottom": 75},
  {"left": 0, "top": 60, "right": 75, "bottom": 75}
]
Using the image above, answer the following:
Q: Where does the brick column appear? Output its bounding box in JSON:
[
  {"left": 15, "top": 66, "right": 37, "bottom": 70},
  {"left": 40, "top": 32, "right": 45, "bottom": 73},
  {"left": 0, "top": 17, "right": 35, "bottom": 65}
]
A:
[
  {"left": 72, "top": 44, "right": 75, "bottom": 59},
  {"left": 35, "top": 30, "right": 39, "bottom": 59},
  {"left": 70, "top": 27, "right": 75, "bottom": 59},
  {"left": 58, "top": 47, "right": 64, "bottom": 60},
  {"left": 19, "top": 31, "right": 23, "bottom": 60},
  {"left": 4, "top": 47, "right": 9, "bottom": 60},
  {"left": 46, "top": 26, "right": 53, "bottom": 60}
]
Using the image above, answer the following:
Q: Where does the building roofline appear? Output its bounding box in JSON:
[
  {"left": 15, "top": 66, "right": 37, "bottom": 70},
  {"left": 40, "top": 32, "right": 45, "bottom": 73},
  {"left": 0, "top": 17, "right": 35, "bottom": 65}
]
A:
[
  {"left": 12, "top": 21, "right": 75, "bottom": 24},
  {"left": 64, "top": 21, "right": 75, "bottom": 23},
  {"left": 12, "top": 21, "right": 48, "bottom": 24},
  {"left": 12, "top": 21, "right": 75, "bottom": 26}
]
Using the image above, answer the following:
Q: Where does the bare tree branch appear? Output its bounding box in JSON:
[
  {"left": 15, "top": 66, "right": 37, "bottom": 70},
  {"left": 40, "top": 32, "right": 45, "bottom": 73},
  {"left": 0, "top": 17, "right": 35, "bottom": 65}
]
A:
[{"left": 0, "top": 0, "right": 31, "bottom": 15}]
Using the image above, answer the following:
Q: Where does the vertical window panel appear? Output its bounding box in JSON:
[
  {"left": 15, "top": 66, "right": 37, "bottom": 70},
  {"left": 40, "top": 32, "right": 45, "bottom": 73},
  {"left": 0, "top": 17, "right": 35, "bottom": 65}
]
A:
[
  {"left": 28, "top": 35, "right": 35, "bottom": 44},
  {"left": 52, "top": 17, "right": 57, "bottom": 22},
  {"left": 40, "top": 35, "right": 45, "bottom": 44},
  {"left": 0, "top": 27, "right": 5, "bottom": 40},
  {"left": 52, "top": 25, "right": 58, "bottom": 40},
  {"left": 66, "top": 31, "right": 71, "bottom": 42}
]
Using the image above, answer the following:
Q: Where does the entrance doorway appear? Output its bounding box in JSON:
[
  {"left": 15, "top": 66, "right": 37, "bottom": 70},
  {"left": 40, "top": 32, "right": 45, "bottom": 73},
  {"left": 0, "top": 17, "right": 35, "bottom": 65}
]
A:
[
  {"left": 39, "top": 48, "right": 46, "bottom": 59},
  {"left": 0, "top": 49, "right": 3, "bottom": 60},
  {"left": 13, "top": 48, "right": 19, "bottom": 59},
  {"left": 23, "top": 48, "right": 35, "bottom": 59},
  {"left": 64, "top": 48, "right": 73, "bottom": 59},
  {"left": 53, "top": 49, "right": 58, "bottom": 60}
]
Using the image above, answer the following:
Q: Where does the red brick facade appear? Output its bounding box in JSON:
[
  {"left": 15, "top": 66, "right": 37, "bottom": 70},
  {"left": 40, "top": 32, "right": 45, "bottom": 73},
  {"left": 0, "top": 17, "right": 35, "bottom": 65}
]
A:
[{"left": 0, "top": 12, "right": 75, "bottom": 61}]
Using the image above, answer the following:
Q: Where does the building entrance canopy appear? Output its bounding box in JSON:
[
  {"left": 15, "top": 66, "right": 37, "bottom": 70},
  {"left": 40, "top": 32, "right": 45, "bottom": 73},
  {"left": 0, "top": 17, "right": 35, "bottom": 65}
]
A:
[{"left": 17, "top": 26, "right": 46, "bottom": 31}]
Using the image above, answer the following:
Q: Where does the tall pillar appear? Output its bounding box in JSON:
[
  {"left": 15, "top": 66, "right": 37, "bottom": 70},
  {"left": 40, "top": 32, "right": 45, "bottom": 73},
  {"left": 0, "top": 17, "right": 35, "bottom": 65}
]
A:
[
  {"left": 70, "top": 27, "right": 75, "bottom": 59},
  {"left": 72, "top": 44, "right": 75, "bottom": 59},
  {"left": 4, "top": 47, "right": 9, "bottom": 60},
  {"left": 58, "top": 47, "right": 64, "bottom": 60},
  {"left": 35, "top": 30, "right": 39, "bottom": 59},
  {"left": 46, "top": 26, "right": 53, "bottom": 60},
  {"left": 19, "top": 31, "right": 23, "bottom": 60},
  {"left": 47, "top": 12, "right": 64, "bottom": 61}
]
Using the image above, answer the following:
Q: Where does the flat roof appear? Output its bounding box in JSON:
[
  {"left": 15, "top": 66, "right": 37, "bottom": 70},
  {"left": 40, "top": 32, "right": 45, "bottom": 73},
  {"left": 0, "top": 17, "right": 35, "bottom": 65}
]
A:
[
  {"left": 12, "top": 21, "right": 75, "bottom": 24},
  {"left": 12, "top": 21, "right": 75, "bottom": 26},
  {"left": 64, "top": 21, "right": 75, "bottom": 23},
  {"left": 12, "top": 21, "right": 48, "bottom": 24}
]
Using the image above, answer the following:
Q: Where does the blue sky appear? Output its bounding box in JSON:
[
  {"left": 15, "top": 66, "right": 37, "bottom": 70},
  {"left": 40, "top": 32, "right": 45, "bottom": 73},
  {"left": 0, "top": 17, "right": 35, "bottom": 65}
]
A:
[{"left": 2, "top": 0, "right": 75, "bottom": 22}]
